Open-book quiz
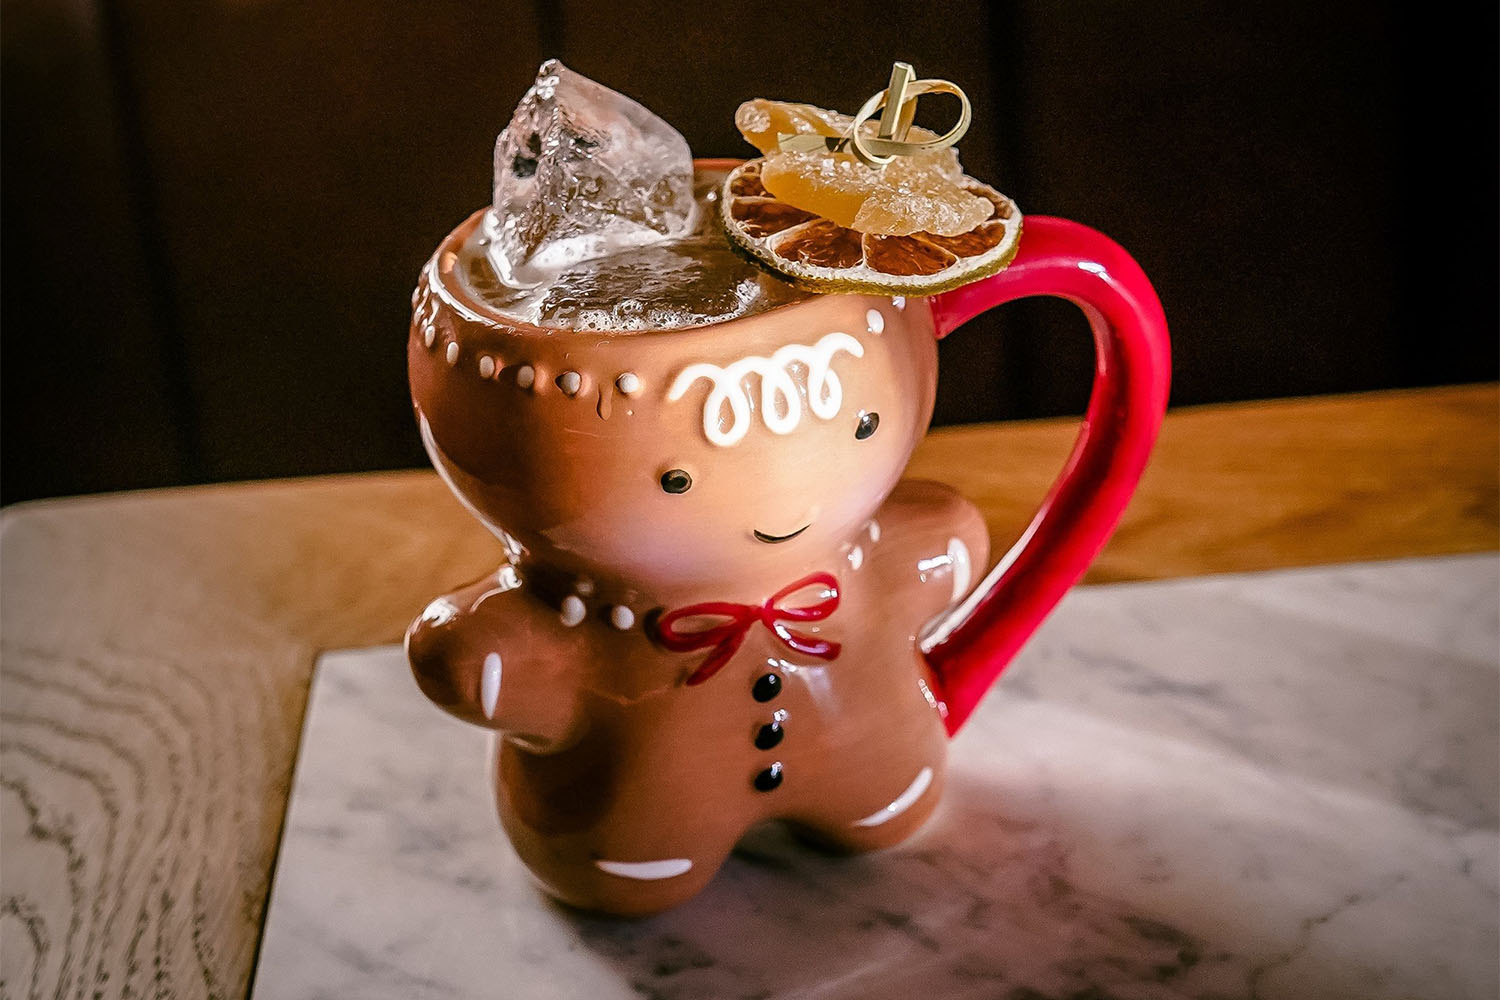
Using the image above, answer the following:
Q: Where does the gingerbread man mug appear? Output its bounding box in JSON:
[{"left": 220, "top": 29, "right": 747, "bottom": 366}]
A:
[{"left": 406, "top": 160, "right": 1170, "bottom": 916}]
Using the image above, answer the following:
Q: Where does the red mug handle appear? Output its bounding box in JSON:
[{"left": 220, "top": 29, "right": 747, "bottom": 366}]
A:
[{"left": 922, "top": 215, "right": 1172, "bottom": 735}]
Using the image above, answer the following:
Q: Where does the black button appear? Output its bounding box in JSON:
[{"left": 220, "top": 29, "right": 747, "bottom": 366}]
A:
[
  {"left": 752, "top": 673, "right": 782, "bottom": 702},
  {"left": 754, "top": 721, "right": 784, "bottom": 750},
  {"left": 753, "top": 762, "right": 784, "bottom": 791}
]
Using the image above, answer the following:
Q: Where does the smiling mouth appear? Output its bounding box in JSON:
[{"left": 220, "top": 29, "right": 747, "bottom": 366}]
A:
[{"left": 753, "top": 525, "right": 810, "bottom": 544}]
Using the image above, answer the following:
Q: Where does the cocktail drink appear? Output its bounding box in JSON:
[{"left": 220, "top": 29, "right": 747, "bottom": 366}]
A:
[{"left": 407, "top": 61, "right": 1170, "bottom": 915}]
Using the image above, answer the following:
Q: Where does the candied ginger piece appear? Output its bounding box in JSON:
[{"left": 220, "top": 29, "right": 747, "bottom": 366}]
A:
[
  {"left": 852, "top": 157, "right": 992, "bottom": 237},
  {"left": 735, "top": 99, "right": 851, "bottom": 154},
  {"left": 735, "top": 98, "right": 943, "bottom": 156},
  {"left": 760, "top": 151, "right": 873, "bottom": 229},
  {"left": 759, "top": 143, "right": 986, "bottom": 237}
]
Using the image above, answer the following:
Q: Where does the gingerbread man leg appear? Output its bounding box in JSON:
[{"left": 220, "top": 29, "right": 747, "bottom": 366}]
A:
[
  {"left": 784, "top": 480, "right": 986, "bottom": 854},
  {"left": 491, "top": 738, "right": 747, "bottom": 916},
  {"left": 789, "top": 754, "right": 949, "bottom": 855}
]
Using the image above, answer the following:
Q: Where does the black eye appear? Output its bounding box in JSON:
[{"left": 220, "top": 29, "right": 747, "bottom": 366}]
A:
[
  {"left": 660, "top": 468, "right": 693, "bottom": 494},
  {"left": 855, "top": 411, "right": 880, "bottom": 440}
]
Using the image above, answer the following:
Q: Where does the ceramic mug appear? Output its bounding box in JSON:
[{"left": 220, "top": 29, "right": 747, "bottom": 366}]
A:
[{"left": 406, "top": 160, "right": 1170, "bottom": 915}]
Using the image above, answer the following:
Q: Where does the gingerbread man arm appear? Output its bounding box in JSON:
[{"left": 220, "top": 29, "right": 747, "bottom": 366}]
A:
[
  {"left": 871, "top": 479, "right": 992, "bottom": 628},
  {"left": 405, "top": 568, "right": 587, "bottom": 753}
]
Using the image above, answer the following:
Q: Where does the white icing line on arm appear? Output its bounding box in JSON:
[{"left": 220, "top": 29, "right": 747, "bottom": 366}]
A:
[
  {"left": 595, "top": 858, "right": 693, "bottom": 880},
  {"left": 947, "top": 536, "right": 972, "bottom": 602},
  {"left": 852, "top": 766, "right": 933, "bottom": 827},
  {"left": 480, "top": 652, "right": 502, "bottom": 719}
]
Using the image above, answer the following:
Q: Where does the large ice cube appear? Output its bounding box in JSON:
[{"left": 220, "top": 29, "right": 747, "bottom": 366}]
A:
[{"left": 486, "top": 60, "right": 697, "bottom": 288}]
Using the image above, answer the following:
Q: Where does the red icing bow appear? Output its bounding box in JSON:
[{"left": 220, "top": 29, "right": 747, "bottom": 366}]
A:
[{"left": 654, "top": 572, "right": 842, "bottom": 685}]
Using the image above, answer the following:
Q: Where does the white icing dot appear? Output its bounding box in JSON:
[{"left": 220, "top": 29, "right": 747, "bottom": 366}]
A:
[
  {"left": 478, "top": 355, "right": 496, "bottom": 378},
  {"left": 616, "top": 372, "right": 641, "bottom": 395},
  {"left": 610, "top": 605, "right": 635, "bottom": 630},
  {"left": 516, "top": 365, "right": 535, "bottom": 389},
  {"left": 574, "top": 578, "right": 595, "bottom": 596},
  {"left": 868, "top": 520, "right": 881, "bottom": 542},
  {"left": 419, "top": 597, "right": 458, "bottom": 627},
  {"left": 480, "top": 652, "right": 502, "bottom": 720},
  {"left": 848, "top": 545, "right": 864, "bottom": 570},
  {"left": 866, "top": 308, "right": 885, "bottom": 334},
  {"left": 423, "top": 324, "right": 436, "bottom": 348},
  {"left": 560, "top": 595, "right": 586, "bottom": 627},
  {"left": 892, "top": 296, "right": 906, "bottom": 310},
  {"left": 445, "top": 342, "right": 460, "bottom": 365},
  {"left": 557, "top": 370, "right": 582, "bottom": 396}
]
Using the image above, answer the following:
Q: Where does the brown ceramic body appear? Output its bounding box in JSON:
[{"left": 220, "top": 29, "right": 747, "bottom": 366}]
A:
[{"left": 406, "top": 178, "right": 989, "bottom": 914}]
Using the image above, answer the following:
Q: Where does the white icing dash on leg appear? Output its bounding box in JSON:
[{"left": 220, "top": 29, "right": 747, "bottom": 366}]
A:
[
  {"left": 868, "top": 519, "right": 881, "bottom": 542},
  {"left": 947, "top": 536, "right": 972, "bottom": 602},
  {"left": 852, "top": 766, "right": 933, "bottom": 827},
  {"left": 848, "top": 544, "right": 864, "bottom": 570},
  {"left": 480, "top": 652, "right": 502, "bottom": 720},
  {"left": 595, "top": 858, "right": 693, "bottom": 880},
  {"left": 891, "top": 295, "right": 906, "bottom": 310},
  {"left": 865, "top": 308, "right": 885, "bottom": 334}
]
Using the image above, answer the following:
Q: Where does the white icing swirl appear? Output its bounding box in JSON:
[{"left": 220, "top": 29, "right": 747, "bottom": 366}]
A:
[{"left": 667, "top": 332, "right": 864, "bottom": 447}]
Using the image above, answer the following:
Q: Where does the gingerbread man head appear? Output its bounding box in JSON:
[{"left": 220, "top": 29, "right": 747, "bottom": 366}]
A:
[{"left": 411, "top": 212, "right": 941, "bottom": 597}]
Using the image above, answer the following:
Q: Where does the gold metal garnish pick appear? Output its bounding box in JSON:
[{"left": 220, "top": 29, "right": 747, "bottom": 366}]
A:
[{"left": 776, "top": 62, "right": 973, "bottom": 168}]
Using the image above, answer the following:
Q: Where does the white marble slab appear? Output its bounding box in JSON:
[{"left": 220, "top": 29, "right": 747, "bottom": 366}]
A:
[{"left": 253, "top": 555, "right": 1499, "bottom": 1000}]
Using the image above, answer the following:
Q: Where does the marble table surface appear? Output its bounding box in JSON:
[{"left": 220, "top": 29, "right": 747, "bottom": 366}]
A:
[{"left": 252, "top": 554, "right": 1498, "bottom": 1000}]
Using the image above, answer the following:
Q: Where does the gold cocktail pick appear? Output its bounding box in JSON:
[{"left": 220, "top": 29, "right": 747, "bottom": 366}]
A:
[{"left": 776, "top": 62, "right": 973, "bottom": 168}]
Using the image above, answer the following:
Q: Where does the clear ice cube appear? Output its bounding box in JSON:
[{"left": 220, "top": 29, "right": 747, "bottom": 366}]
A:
[{"left": 486, "top": 60, "right": 697, "bottom": 287}]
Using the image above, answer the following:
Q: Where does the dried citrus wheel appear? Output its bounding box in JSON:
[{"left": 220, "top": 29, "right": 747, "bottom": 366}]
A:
[{"left": 720, "top": 157, "right": 1022, "bottom": 295}]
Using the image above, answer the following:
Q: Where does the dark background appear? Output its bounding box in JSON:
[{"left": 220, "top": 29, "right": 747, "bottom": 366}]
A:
[{"left": 3, "top": 0, "right": 1496, "bottom": 505}]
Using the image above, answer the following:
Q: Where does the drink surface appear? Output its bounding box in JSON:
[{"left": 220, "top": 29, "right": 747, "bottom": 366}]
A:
[{"left": 456, "top": 167, "right": 815, "bottom": 332}]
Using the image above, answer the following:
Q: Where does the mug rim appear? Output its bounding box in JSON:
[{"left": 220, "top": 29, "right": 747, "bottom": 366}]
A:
[{"left": 426, "top": 157, "right": 823, "bottom": 339}]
